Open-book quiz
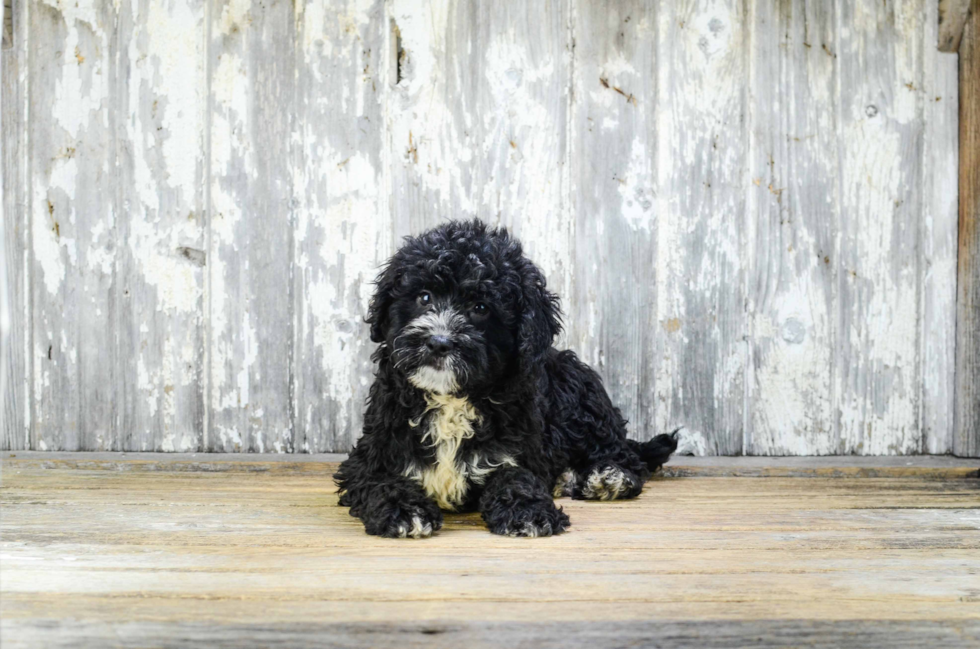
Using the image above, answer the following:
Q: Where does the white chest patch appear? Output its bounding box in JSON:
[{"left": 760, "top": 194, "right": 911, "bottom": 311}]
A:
[{"left": 405, "top": 394, "right": 514, "bottom": 510}]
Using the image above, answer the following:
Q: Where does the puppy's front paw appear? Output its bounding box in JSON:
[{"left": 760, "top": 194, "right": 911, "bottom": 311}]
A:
[
  {"left": 575, "top": 463, "right": 641, "bottom": 501},
  {"left": 485, "top": 501, "right": 570, "bottom": 538},
  {"left": 363, "top": 500, "right": 443, "bottom": 539}
]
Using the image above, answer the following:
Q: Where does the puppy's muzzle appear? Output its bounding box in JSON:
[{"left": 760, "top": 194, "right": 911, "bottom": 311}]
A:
[{"left": 426, "top": 335, "right": 455, "bottom": 357}]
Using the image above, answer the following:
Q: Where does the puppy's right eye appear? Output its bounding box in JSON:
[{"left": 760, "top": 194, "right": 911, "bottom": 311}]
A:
[{"left": 417, "top": 291, "right": 433, "bottom": 307}]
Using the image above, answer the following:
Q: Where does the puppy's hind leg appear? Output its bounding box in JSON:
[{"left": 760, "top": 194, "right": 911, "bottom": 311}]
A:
[
  {"left": 574, "top": 461, "right": 643, "bottom": 501},
  {"left": 548, "top": 350, "right": 679, "bottom": 501},
  {"left": 574, "top": 431, "right": 679, "bottom": 501},
  {"left": 572, "top": 430, "right": 672, "bottom": 501}
]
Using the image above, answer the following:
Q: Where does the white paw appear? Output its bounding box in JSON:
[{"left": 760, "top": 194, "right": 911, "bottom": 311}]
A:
[
  {"left": 396, "top": 515, "right": 434, "bottom": 539},
  {"left": 581, "top": 466, "right": 634, "bottom": 500}
]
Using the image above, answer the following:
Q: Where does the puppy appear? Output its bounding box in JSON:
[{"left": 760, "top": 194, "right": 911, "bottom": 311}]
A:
[{"left": 335, "top": 220, "right": 677, "bottom": 538}]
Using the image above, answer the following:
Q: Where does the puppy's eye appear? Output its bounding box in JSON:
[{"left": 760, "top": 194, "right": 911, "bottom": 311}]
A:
[
  {"left": 471, "top": 302, "right": 489, "bottom": 319},
  {"left": 417, "top": 291, "right": 433, "bottom": 307}
]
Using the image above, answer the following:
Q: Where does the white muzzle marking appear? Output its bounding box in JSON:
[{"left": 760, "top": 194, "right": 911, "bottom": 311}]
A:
[
  {"left": 404, "top": 308, "right": 466, "bottom": 395},
  {"left": 409, "top": 364, "right": 458, "bottom": 395}
]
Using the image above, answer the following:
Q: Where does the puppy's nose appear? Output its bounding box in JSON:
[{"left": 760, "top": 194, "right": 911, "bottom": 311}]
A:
[{"left": 426, "top": 335, "right": 455, "bottom": 356}]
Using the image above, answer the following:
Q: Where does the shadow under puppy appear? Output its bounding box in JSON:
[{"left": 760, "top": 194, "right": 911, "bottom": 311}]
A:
[{"left": 335, "top": 220, "right": 677, "bottom": 538}]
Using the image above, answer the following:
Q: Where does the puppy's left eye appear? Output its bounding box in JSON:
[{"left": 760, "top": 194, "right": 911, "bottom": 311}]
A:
[{"left": 470, "top": 302, "right": 489, "bottom": 320}]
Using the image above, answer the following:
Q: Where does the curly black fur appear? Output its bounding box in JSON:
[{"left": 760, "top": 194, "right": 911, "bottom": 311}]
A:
[{"left": 335, "top": 220, "right": 677, "bottom": 538}]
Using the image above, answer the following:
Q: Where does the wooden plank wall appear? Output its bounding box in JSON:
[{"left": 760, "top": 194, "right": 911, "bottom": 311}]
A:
[
  {"left": 1, "top": 0, "right": 29, "bottom": 450},
  {"left": 955, "top": 2, "right": 979, "bottom": 458},
  {"left": 0, "top": 0, "right": 963, "bottom": 455}
]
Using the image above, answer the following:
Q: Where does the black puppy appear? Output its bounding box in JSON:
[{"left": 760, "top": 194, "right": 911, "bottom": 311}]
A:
[{"left": 335, "top": 220, "right": 677, "bottom": 538}]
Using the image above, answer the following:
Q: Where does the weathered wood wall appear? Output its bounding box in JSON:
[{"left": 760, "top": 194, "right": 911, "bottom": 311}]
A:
[
  {"left": 0, "top": 0, "right": 963, "bottom": 455},
  {"left": 955, "top": 2, "right": 980, "bottom": 458}
]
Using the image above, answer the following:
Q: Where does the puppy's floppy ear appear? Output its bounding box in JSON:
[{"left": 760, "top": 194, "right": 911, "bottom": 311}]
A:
[
  {"left": 366, "top": 262, "right": 399, "bottom": 343},
  {"left": 517, "top": 259, "right": 562, "bottom": 369}
]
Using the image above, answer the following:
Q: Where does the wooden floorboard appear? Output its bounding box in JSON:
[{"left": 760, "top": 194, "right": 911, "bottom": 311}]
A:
[
  {"left": 1, "top": 459, "right": 978, "bottom": 647},
  {"left": 2, "top": 452, "right": 977, "bottom": 478}
]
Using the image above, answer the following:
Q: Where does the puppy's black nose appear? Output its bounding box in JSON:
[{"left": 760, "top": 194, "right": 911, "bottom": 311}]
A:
[{"left": 426, "top": 335, "right": 455, "bottom": 356}]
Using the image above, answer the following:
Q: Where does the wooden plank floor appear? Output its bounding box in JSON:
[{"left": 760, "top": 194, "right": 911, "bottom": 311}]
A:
[{"left": 1, "top": 456, "right": 978, "bottom": 648}]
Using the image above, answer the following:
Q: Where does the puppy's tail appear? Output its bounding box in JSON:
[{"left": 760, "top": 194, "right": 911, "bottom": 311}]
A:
[{"left": 628, "top": 428, "right": 680, "bottom": 473}]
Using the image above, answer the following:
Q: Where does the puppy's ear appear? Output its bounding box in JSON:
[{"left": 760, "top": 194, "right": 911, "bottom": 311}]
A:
[
  {"left": 367, "top": 263, "right": 398, "bottom": 343},
  {"left": 517, "top": 260, "right": 562, "bottom": 369}
]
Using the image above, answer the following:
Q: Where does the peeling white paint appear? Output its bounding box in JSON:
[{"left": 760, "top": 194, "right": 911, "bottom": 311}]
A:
[
  {"left": 14, "top": 0, "right": 960, "bottom": 456},
  {"left": 219, "top": 0, "right": 252, "bottom": 36},
  {"left": 617, "top": 137, "right": 655, "bottom": 233},
  {"left": 146, "top": 0, "right": 203, "bottom": 199},
  {"left": 41, "top": 0, "right": 105, "bottom": 139},
  {"left": 32, "top": 206, "right": 70, "bottom": 297}
]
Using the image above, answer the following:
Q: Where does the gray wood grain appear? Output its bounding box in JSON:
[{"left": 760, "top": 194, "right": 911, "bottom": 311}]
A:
[
  {"left": 745, "top": 0, "right": 838, "bottom": 455},
  {"left": 0, "top": 0, "right": 964, "bottom": 455},
  {"left": 1, "top": 0, "right": 28, "bottom": 450},
  {"left": 291, "top": 0, "right": 389, "bottom": 454},
  {"left": 29, "top": 0, "right": 119, "bottom": 450},
  {"left": 114, "top": 0, "right": 207, "bottom": 451},
  {"left": 207, "top": 0, "right": 295, "bottom": 452},
  {"left": 4, "top": 619, "right": 980, "bottom": 649},
  {"left": 386, "top": 0, "right": 572, "bottom": 293},
  {"left": 655, "top": 0, "right": 748, "bottom": 455},
  {"left": 567, "top": 0, "right": 659, "bottom": 440},
  {"left": 921, "top": 0, "right": 960, "bottom": 454},
  {"left": 2, "top": 463, "right": 978, "bottom": 648},
  {"left": 955, "top": 6, "right": 980, "bottom": 458},
  {"left": 836, "top": 0, "right": 926, "bottom": 454},
  {"left": 0, "top": 0, "right": 6, "bottom": 447}
]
